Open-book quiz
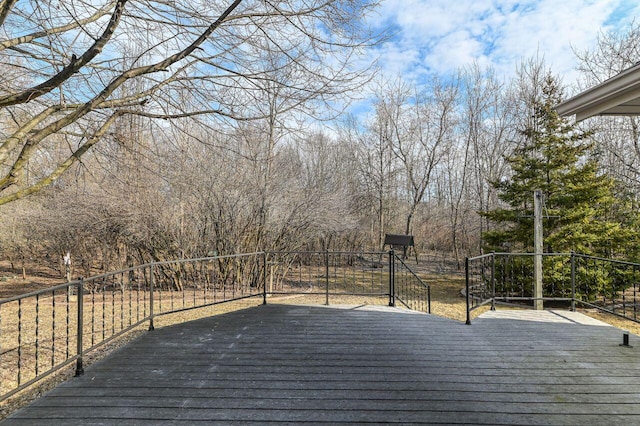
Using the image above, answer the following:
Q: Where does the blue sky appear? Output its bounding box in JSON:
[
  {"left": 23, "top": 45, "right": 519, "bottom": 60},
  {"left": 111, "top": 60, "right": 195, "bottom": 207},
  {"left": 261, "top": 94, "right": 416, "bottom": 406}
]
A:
[{"left": 364, "top": 0, "right": 640, "bottom": 89}]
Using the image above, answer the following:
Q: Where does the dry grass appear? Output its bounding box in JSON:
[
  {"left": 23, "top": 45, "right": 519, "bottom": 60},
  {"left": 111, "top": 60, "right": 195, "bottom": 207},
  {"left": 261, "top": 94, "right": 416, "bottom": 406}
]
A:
[
  {"left": 420, "top": 273, "right": 469, "bottom": 321},
  {"left": 578, "top": 309, "right": 640, "bottom": 336}
]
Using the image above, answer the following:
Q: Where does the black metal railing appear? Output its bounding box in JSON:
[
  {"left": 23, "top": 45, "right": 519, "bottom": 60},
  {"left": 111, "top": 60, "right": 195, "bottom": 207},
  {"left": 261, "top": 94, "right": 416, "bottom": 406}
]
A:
[
  {"left": 265, "top": 251, "right": 391, "bottom": 304},
  {"left": 265, "top": 250, "right": 430, "bottom": 313},
  {"left": 466, "top": 252, "right": 640, "bottom": 324},
  {"left": 0, "top": 252, "right": 265, "bottom": 401},
  {"left": 393, "top": 254, "right": 431, "bottom": 313},
  {"left": 0, "top": 250, "right": 429, "bottom": 401}
]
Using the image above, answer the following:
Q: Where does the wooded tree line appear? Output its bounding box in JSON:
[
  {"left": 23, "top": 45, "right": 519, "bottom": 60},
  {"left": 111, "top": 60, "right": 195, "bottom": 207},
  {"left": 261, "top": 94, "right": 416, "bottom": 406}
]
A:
[{"left": 1, "top": 1, "right": 640, "bottom": 276}]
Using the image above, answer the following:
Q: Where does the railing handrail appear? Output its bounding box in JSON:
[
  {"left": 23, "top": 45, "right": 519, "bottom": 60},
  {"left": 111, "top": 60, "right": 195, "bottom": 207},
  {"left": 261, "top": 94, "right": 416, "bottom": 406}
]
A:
[
  {"left": 148, "top": 252, "right": 265, "bottom": 268},
  {"left": 0, "top": 281, "right": 76, "bottom": 306},
  {"left": 572, "top": 252, "right": 640, "bottom": 268},
  {"left": 0, "top": 252, "right": 268, "bottom": 306},
  {"left": 266, "top": 250, "right": 388, "bottom": 256},
  {"left": 467, "top": 252, "right": 575, "bottom": 262}
]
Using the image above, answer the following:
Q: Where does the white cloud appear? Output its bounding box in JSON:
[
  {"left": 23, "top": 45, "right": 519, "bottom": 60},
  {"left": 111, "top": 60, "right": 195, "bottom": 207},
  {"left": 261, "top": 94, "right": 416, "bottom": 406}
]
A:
[{"left": 368, "top": 0, "right": 631, "bottom": 85}]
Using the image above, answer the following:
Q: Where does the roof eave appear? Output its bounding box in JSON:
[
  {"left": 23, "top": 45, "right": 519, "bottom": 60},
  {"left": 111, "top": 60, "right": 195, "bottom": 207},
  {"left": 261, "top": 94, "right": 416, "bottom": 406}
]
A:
[{"left": 556, "top": 63, "right": 640, "bottom": 121}]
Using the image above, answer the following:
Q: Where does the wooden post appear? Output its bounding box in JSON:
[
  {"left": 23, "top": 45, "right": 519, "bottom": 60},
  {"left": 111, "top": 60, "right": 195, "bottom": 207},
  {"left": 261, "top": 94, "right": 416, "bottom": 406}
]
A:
[{"left": 534, "top": 190, "right": 543, "bottom": 310}]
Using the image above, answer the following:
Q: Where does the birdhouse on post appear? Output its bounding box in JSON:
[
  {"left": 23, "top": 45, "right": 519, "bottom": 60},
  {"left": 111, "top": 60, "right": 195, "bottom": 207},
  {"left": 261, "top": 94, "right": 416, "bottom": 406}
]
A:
[{"left": 383, "top": 234, "right": 418, "bottom": 263}]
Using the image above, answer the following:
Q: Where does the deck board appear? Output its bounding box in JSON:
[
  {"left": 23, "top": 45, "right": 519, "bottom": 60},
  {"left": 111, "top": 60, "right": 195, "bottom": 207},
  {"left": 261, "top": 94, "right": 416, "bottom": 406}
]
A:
[{"left": 3, "top": 304, "right": 640, "bottom": 425}]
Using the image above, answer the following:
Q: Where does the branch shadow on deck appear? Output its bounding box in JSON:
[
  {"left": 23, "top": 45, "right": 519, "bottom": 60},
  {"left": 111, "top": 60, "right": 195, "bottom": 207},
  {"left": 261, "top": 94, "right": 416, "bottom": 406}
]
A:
[{"left": 3, "top": 304, "right": 640, "bottom": 425}]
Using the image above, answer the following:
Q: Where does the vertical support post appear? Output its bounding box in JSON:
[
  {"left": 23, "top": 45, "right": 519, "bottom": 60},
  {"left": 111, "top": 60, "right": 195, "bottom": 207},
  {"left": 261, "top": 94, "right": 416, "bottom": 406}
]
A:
[
  {"left": 263, "top": 252, "right": 268, "bottom": 305},
  {"left": 149, "top": 264, "right": 155, "bottom": 331},
  {"left": 534, "top": 189, "right": 543, "bottom": 310},
  {"left": 325, "top": 250, "right": 330, "bottom": 306},
  {"left": 465, "top": 257, "right": 471, "bottom": 325},
  {"left": 571, "top": 252, "right": 576, "bottom": 312},
  {"left": 75, "top": 279, "right": 84, "bottom": 376},
  {"left": 621, "top": 331, "right": 632, "bottom": 347},
  {"left": 491, "top": 253, "right": 496, "bottom": 311},
  {"left": 388, "top": 250, "right": 395, "bottom": 307}
]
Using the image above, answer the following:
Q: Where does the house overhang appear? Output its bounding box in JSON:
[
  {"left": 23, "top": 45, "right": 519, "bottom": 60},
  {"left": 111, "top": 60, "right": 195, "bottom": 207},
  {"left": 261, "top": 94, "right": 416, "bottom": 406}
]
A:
[{"left": 556, "top": 62, "right": 640, "bottom": 121}]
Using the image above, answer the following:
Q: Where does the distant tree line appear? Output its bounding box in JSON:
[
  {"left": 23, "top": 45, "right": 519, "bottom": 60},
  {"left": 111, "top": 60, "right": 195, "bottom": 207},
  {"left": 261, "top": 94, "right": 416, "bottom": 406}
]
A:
[{"left": 1, "top": 3, "right": 640, "bottom": 276}]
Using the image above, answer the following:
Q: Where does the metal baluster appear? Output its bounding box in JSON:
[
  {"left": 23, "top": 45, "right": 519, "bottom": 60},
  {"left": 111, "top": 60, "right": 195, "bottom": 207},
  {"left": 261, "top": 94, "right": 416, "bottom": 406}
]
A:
[
  {"left": 634, "top": 267, "right": 637, "bottom": 320},
  {"left": 171, "top": 280, "right": 175, "bottom": 312},
  {"left": 351, "top": 254, "right": 357, "bottom": 296},
  {"left": 213, "top": 260, "right": 217, "bottom": 304},
  {"left": 129, "top": 275, "right": 132, "bottom": 327},
  {"left": 324, "top": 251, "right": 329, "bottom": 305},
  {"left": 51, "top": 290, "right": 55, "bottom": 368},
  {"left": 0, "top": 304, "right": 3, "bottom": 392},
  {"left": 75, "top": 280, "right": 84, "bottom": 376},
  {"left": 223, "top": 261, "right": 226, "bottom": 302},
  {"left": 137, "top": 277, "right": 140, "bottom": 322},
  {"left": 337, "top": 252, "right": 343, "bottom": 295},
  {"left": 601, "top": 260, "right": 606, "bottom": 308},
  {"left": 232, "top": 259, "right": 237, "bottom": 300},
  {"left": 121, "top": 277, "right": 125, "bottom": 332},
  {"left": 66, "top": 285, "right": 70, "bottom": 360},
  {"left": 155, "top": 265, "right": 160, "bottom": 317},
  {"left": 193, "top": 263, "right": 197, "bottom": 307},
  {"left": 112, "top": 277, "right": 116, "bottom": 336},
  {"left": 35, "top": 294, "right": 39, "bottom": 377},
  {"left": 17, "top": 299, "right": 22, "bottom": 385},
  {"left": 242, "top": 256, "right": 246, "bottom": 297},
  {"left": 149, "top": 264, "right": 155, "bottom": 331},
  {"left": 262, "top": 254, "right": 267, "bottom": 305},
  {"left": 204, "top": 261, "right": 209, "bottom": 305},
  {"left": 91, "top": 291, "right": 95, "bottom": 346},
  {"left": 102, "top": 281, "right": 106, "bottom": 342},
  {"left": 181, "top": 265, "right": 185, "bottom": 309}
]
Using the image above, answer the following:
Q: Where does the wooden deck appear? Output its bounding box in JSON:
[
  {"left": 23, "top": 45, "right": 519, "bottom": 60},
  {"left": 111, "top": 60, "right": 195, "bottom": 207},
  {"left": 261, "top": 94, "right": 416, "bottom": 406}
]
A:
[{"left": 3, "top": 304, "right": 640, "bottom": 425}]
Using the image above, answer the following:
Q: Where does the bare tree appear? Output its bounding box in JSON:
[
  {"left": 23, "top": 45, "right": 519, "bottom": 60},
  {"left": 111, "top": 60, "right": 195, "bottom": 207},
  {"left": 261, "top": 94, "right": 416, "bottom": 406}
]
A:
[
  {"left": 343, "top": 107, "right": 401, "bottom": 249},
  {"left": 575, "top": 22, "right": 640, "bottom": 195},
  {"left": 0, "top": 0, "right": 380, "bottom": 206},
  {"left": 373, "top": 77, "right": 459, "bottom": 243},
  {"left": 461, "top": 64, "right": 517, "bottom": 250}
]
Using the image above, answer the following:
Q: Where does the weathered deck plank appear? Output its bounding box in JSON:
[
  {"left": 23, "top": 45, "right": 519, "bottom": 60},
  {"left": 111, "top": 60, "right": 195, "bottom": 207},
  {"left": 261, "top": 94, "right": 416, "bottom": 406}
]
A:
[{"left": 3, "top": 304, "right": 640, "bottom": 425}]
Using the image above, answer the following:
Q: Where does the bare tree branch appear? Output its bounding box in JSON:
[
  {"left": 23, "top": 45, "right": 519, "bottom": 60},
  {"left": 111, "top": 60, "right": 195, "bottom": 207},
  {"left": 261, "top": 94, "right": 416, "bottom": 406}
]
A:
[{"left": 0, "top": 0, "right": 128, "bottom": 107}]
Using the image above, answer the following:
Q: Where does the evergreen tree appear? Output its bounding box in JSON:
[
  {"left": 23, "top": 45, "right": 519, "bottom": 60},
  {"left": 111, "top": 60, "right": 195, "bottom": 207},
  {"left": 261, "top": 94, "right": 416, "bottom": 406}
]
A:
[{"left": 483, "top": 73, "right": 637, "bottom": 258}]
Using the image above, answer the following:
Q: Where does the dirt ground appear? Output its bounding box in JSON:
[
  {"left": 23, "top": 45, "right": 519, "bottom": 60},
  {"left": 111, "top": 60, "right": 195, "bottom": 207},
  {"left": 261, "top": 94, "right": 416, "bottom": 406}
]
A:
[{"left": 0, "top": 260, "right": 63, "bottom": 299}]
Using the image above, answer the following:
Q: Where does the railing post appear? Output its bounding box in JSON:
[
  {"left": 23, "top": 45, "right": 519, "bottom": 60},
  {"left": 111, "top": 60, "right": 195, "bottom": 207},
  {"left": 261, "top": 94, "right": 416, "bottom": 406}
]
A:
[
  {"left": 325, "top": 250, "right": 330, "bottom": 306},
  {"left": 389, "top": 250, "right": 395, "bottom": 307},
  {"left": 465, "top": 257, "right": 471, "bottom": 325},
  {"left": 571, "top": 252, "right": 576, "bottom": 312},
  {"left": 149, "top": 264, "right": 155, "bottom": 331},
  {"left": 75, "top": 279, "right": 84, "bottom": 376},
  {"left": 533, "top": 189, "right": 544, "bottom": 310},
  {"left": 491, "top": 253, "right": 496, "bottom": 311},
  {"left": 263, "top": 252, "right": 268, "bottom": 305}
]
